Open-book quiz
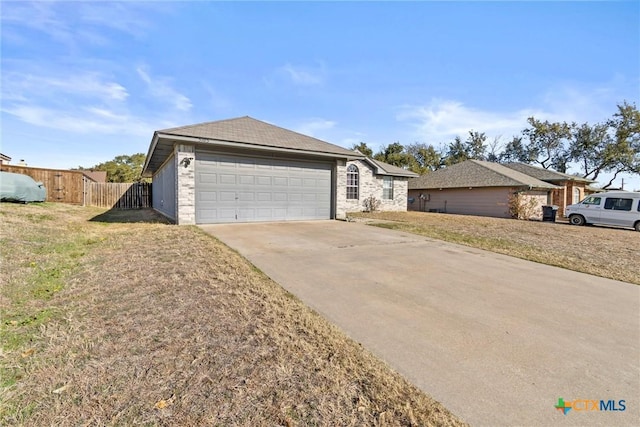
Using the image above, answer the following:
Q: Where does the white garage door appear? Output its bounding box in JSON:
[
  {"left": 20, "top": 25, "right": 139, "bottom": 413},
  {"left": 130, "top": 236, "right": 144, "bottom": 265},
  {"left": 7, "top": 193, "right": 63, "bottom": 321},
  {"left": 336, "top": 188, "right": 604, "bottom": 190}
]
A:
[{"left": 195, "top": 152, "right": 332, "bottom": 223}]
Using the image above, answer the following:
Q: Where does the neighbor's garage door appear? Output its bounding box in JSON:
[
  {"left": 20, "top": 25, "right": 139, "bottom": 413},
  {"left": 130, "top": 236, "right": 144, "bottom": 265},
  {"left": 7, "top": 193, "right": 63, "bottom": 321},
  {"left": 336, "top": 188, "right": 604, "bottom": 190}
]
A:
[{"left": 195, "top": 152, "right": 332, "bottom": 223}]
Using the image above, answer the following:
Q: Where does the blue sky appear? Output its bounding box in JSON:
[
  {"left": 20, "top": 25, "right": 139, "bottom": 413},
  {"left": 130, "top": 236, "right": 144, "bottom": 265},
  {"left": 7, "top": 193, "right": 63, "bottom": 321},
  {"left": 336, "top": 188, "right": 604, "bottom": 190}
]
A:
[{"left": 2, "top": 1, "right": 639, "bottom": 189}]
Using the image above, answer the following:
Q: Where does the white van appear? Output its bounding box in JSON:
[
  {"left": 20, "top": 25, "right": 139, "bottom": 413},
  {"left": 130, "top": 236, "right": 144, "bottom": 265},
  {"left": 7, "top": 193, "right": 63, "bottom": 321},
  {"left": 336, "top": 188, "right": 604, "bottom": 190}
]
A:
[{"left": 565, "top": 191, "right": 640, "bottom": 231}]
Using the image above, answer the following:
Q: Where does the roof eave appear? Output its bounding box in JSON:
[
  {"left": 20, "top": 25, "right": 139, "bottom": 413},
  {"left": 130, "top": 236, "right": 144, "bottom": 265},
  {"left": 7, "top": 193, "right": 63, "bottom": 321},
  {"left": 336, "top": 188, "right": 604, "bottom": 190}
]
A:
[
  {"left": 362, "top": 158, "right": 418, "bottom": 178},
  {"left": 155, "top": 132, "right": 362, "bottom": 162},
  {"left": 141, "top": 132, "right": 160, "bottom": 177}
]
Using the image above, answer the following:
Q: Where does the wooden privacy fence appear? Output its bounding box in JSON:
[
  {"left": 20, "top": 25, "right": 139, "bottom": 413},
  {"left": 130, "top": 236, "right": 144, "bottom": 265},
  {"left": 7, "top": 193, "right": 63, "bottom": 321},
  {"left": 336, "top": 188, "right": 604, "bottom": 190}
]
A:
[
  {"left": 1, "top": 164, "right": 84, "bottom": 204},
  {"left": 85, "top": 182, "right": 152, "bottom": 209}
]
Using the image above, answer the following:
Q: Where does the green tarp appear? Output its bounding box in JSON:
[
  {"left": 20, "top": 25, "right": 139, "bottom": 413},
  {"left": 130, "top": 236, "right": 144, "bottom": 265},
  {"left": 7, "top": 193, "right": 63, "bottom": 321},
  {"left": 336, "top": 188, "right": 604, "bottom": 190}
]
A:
[{"left": 0, "top": 171, "right": 46, "bottom": 203}]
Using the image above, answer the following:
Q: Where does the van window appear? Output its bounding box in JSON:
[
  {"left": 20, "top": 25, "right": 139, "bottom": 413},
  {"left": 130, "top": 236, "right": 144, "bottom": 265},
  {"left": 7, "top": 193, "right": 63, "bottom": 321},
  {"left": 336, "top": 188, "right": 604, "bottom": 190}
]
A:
[
  {"left": 582, "top": 196, "right": 601, "bottom": 205},
  {"left": 604, "top": 198, "right": 633, "bottom": 211}
]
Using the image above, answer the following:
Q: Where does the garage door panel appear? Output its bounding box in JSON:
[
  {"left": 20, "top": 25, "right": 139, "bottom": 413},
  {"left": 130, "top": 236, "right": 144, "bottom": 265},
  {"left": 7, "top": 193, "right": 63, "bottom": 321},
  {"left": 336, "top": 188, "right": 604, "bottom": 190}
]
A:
[
  {"left": 273, "top": 177, "right": 287, "bottom": 186},
  {"left": 256, "top": 176, "right": 272, "bottom": 185},
  {"left": 273, "top": 192, "right": 287, "bottom": 202},
  {"left": 195, "top": 152, "right": 332, "bottom": 223},
  {"left": 239, "top": 175, "right": 255, "bottom": 185},
  {"left": 200, "top": 173, "right": 217, "bottom": 184},
  {"left": 238, "top": 192, "right": 254, "bottom": 202},
  {"left": 219, "top": 191, "right": 236, "bottom": 202},
  {"left": 256, "top": 192, "right": 272, "bottom": 201},
  {"left": 219, "top": 174, "right": 237, "bottom": 185},
  {"left": 238, "top": 208, "right": 256, "bottom": 220},
  {"left": 199, "top": 191, "right": 217, "bottom": 202}
]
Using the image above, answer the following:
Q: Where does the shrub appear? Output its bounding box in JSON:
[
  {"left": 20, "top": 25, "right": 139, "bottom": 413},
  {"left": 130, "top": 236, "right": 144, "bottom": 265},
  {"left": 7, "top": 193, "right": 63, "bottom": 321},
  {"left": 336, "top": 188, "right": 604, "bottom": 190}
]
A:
[
  {"left": 363, "top": 195, "right": 381, "bottom": 212},
  {"left": 508, "top": 192, "right": 540, "bottom": 220}
]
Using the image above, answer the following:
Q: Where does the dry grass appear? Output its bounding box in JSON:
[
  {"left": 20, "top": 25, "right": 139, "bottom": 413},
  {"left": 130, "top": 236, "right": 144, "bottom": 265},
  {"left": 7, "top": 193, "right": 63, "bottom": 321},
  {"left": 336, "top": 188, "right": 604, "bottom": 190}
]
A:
[
  {"left": 0, "top": 203, "right": 465, "bottom": 426},
  {"left": 349, "top": 211, "right": 639, "bottom": 285}
]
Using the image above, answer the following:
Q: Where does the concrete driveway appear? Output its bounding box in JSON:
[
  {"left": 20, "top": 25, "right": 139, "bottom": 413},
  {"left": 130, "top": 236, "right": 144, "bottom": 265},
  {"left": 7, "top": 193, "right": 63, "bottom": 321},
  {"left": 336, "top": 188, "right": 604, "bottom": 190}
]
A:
[{"left": 201, "top": 221, "right": 639, "bottom": 426}]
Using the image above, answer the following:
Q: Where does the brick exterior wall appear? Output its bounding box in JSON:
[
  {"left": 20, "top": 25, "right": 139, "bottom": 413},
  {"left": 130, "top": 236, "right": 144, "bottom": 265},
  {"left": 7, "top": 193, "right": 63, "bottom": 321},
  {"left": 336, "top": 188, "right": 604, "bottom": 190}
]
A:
[
  {"left": 175, "top": 144, "right": 196, "bottom": 225},
  {"left": 339, "top": 159, "right": 410, "bottom": 215},
  {"left": 551, "top": 181, "right": 587, "bottom": 218},
  {"left": 335, "top": 161, "right": 348, "bottom": 220}
]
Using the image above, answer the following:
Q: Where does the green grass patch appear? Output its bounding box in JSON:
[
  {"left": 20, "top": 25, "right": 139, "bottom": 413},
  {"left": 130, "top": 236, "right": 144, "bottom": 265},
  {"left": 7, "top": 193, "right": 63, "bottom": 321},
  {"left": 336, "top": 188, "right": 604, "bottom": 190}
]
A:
[{"left": 0, "top": 204, "right": 102, "bottom": 398}]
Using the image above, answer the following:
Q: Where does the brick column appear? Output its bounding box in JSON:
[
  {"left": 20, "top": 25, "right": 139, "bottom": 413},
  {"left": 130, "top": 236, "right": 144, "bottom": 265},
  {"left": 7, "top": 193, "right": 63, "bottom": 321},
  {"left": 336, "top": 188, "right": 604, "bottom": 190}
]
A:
[
  {"left": 175, "top": 144, "right": 196, "bottom": 225},
  {"left": 335, "top": 160, "right": 347, "bottom": 220}
]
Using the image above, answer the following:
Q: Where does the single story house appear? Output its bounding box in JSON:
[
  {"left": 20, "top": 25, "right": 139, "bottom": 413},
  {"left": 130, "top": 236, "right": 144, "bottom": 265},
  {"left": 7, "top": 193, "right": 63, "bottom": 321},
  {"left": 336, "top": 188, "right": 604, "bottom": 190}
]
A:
[
  {"left": 502, "top": 163, "right": 596, "bottom": 217},
  {"left": 141, "top": 116, "right": 415, "bottom": 224},
  {"left": 0, "top": 153, "right": 11, "bottom": 165},
  {"left": 408, "top": 160, "right": 559, "bottom": 219}
]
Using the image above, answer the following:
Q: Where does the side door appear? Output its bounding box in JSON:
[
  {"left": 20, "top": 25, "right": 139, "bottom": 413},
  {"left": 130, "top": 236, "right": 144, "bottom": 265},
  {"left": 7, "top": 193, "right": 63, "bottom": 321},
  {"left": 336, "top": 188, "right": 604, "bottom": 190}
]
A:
[
  {"left": 600, "top": 197, "right": 634, "bottom": 227},
  {"left": 578, "top": 196, "right": 602, "bottom": 223}
]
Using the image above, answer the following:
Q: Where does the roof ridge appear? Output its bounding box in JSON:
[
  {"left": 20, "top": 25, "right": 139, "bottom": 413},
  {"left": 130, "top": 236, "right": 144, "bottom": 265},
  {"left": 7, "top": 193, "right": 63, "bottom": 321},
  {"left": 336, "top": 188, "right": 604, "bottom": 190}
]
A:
[
  {"left": 472, "top": 160, "right": 541, "bottom": 185},
  {"left": 157, "top": 116, "right": 252, "bottom": 133},
  {"left": 504, "top": 162, "right": 594, "bottom": 182}
]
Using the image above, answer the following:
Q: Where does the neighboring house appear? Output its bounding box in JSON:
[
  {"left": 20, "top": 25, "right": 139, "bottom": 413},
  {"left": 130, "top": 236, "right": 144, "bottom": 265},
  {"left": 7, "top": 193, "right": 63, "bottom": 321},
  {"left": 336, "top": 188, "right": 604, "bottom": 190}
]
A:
[
  {"left": 0, "top": 153, "right": 11, "bottom": 165},
  {"left": 408, "top": 160, "right": 559, "bottom": 219},
  {"left": 141, "top": 116, "right": 414, "bottom": 224},
  {"left": 502, "top": 163, "right": 595, "bottom": 217},
  {"left": 81, "top": 170, "right": 108, "bottom": 183}
]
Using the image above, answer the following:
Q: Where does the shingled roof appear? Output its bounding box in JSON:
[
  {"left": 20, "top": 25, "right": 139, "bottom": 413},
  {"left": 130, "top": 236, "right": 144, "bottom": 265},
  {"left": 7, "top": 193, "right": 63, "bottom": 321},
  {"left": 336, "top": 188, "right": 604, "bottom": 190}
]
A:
[
  {"left": 408, "top": 160, "right": 559, "bottom": 190},
  {"left": 143, "top": 116, "right": 362, "bottom": 175},
  {"left": 364, "top": 158, "right": 419, "bottom": 178},
  {"left": 503, "top": 162, "right": 594, "bottom": 183},
  {"left": 158, "top": 116, "right": 357, "bottom": 156}
]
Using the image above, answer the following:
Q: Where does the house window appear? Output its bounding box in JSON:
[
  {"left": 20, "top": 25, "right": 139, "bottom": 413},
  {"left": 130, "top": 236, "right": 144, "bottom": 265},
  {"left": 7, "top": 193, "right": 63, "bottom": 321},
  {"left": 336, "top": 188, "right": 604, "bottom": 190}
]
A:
[
  {"left": 573, "top": 187, "right": 581, "bottom": 204},
  {"left": 383, "top": 176, "right": 394, "bottom": 200},
  {"left": 604, "top": 198, "right": 633, "bottom": 211},
  {"left": 346, "top": 164, "right": 359, "bottom": 200}
]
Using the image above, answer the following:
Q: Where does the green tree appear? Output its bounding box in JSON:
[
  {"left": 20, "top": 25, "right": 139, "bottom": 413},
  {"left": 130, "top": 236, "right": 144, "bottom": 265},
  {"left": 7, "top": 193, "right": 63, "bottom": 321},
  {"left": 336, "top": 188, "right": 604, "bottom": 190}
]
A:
[
  {"left": 568, "top": 122, "right": 612, "bottom": 182},
  {"left": 442, "top": 131, "right": 488, "bottom": 166},
  {"left": 499, "top": 136, "right": 530, "bottom": 163},
  {"left": 522, "top": 118, "right": 572, "bottom": 171},
  {"left": 466, "top": 130, "right": 488, "bottom": 160},
  {"left": 566, "top": 102, "right": 639, "bottom": 188},
  {"left": 405, "top": 143, "right": 443, "bottom": 175},
  {"left": 602, "top": 101, "right": 640, "bottom": 188},
  {"left": 80, "top": 153, "right": 147, "bottom": 182},
  {"left": 351, "top": 142, "right": 374, "bottom": 157},
  {"left": 374, "top": 142, "right": 411, "bottom": 168},
  {"left": 443, "top": 136, "right": 469, "bottom": 166}
]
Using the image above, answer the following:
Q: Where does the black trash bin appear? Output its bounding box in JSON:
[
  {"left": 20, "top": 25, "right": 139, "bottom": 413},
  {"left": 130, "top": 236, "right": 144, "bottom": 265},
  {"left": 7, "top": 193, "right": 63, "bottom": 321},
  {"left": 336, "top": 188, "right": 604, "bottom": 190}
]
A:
[{"left": 542, "top": 205, "right": 558, "bottom": 222}]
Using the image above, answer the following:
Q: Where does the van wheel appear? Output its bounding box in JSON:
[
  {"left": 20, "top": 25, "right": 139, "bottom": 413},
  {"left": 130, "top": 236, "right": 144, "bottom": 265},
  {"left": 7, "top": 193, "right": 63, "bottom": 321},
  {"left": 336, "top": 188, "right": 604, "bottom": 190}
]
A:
[
  {"left": 569, "top": 215, "right": 585, "bottom": 226},
  {"left": 635, "top": 222, "right": 640, "bottom": 232}
]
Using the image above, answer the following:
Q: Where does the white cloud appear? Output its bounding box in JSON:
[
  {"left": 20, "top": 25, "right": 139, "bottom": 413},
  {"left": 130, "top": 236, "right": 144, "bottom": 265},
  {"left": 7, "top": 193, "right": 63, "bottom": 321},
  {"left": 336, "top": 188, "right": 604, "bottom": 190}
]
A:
[
  {"left": 279, "top": 62, "right": 326, "bottom": 85},
  {"left": 293, "top": 118, "right": 336, "bottom": 137},
  {"left": 201, "top": 82, "right": 232, "bottom": 112},
  {"left": 78, "top": 2, "right": 153, "bottom": 38},
  {"left": 2, "top": 105, "right": 152, "bottom": 136},
  {"left": 0, "top": 66, "right": 185, "bottom": 137},
  {"left": 2, "top": 71, "right": 129, "bottom": 103},
  {"left": 136, "top": 66, "right": 192, "bottom": 112},
  {"left": 397, "top": 78, "right": 638, "bottom": 147},
  {"left": 1, "top": 2, "right": 74, "bottom": 45},
  {"left": 539, "top": 77, "right": 636, "bottom": 124},
  {"left": 397, "top": 99, "right": 542, "bottom": 144},
  {"left": 1, "top": 1, "right": 157, "bottom": 48}
]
